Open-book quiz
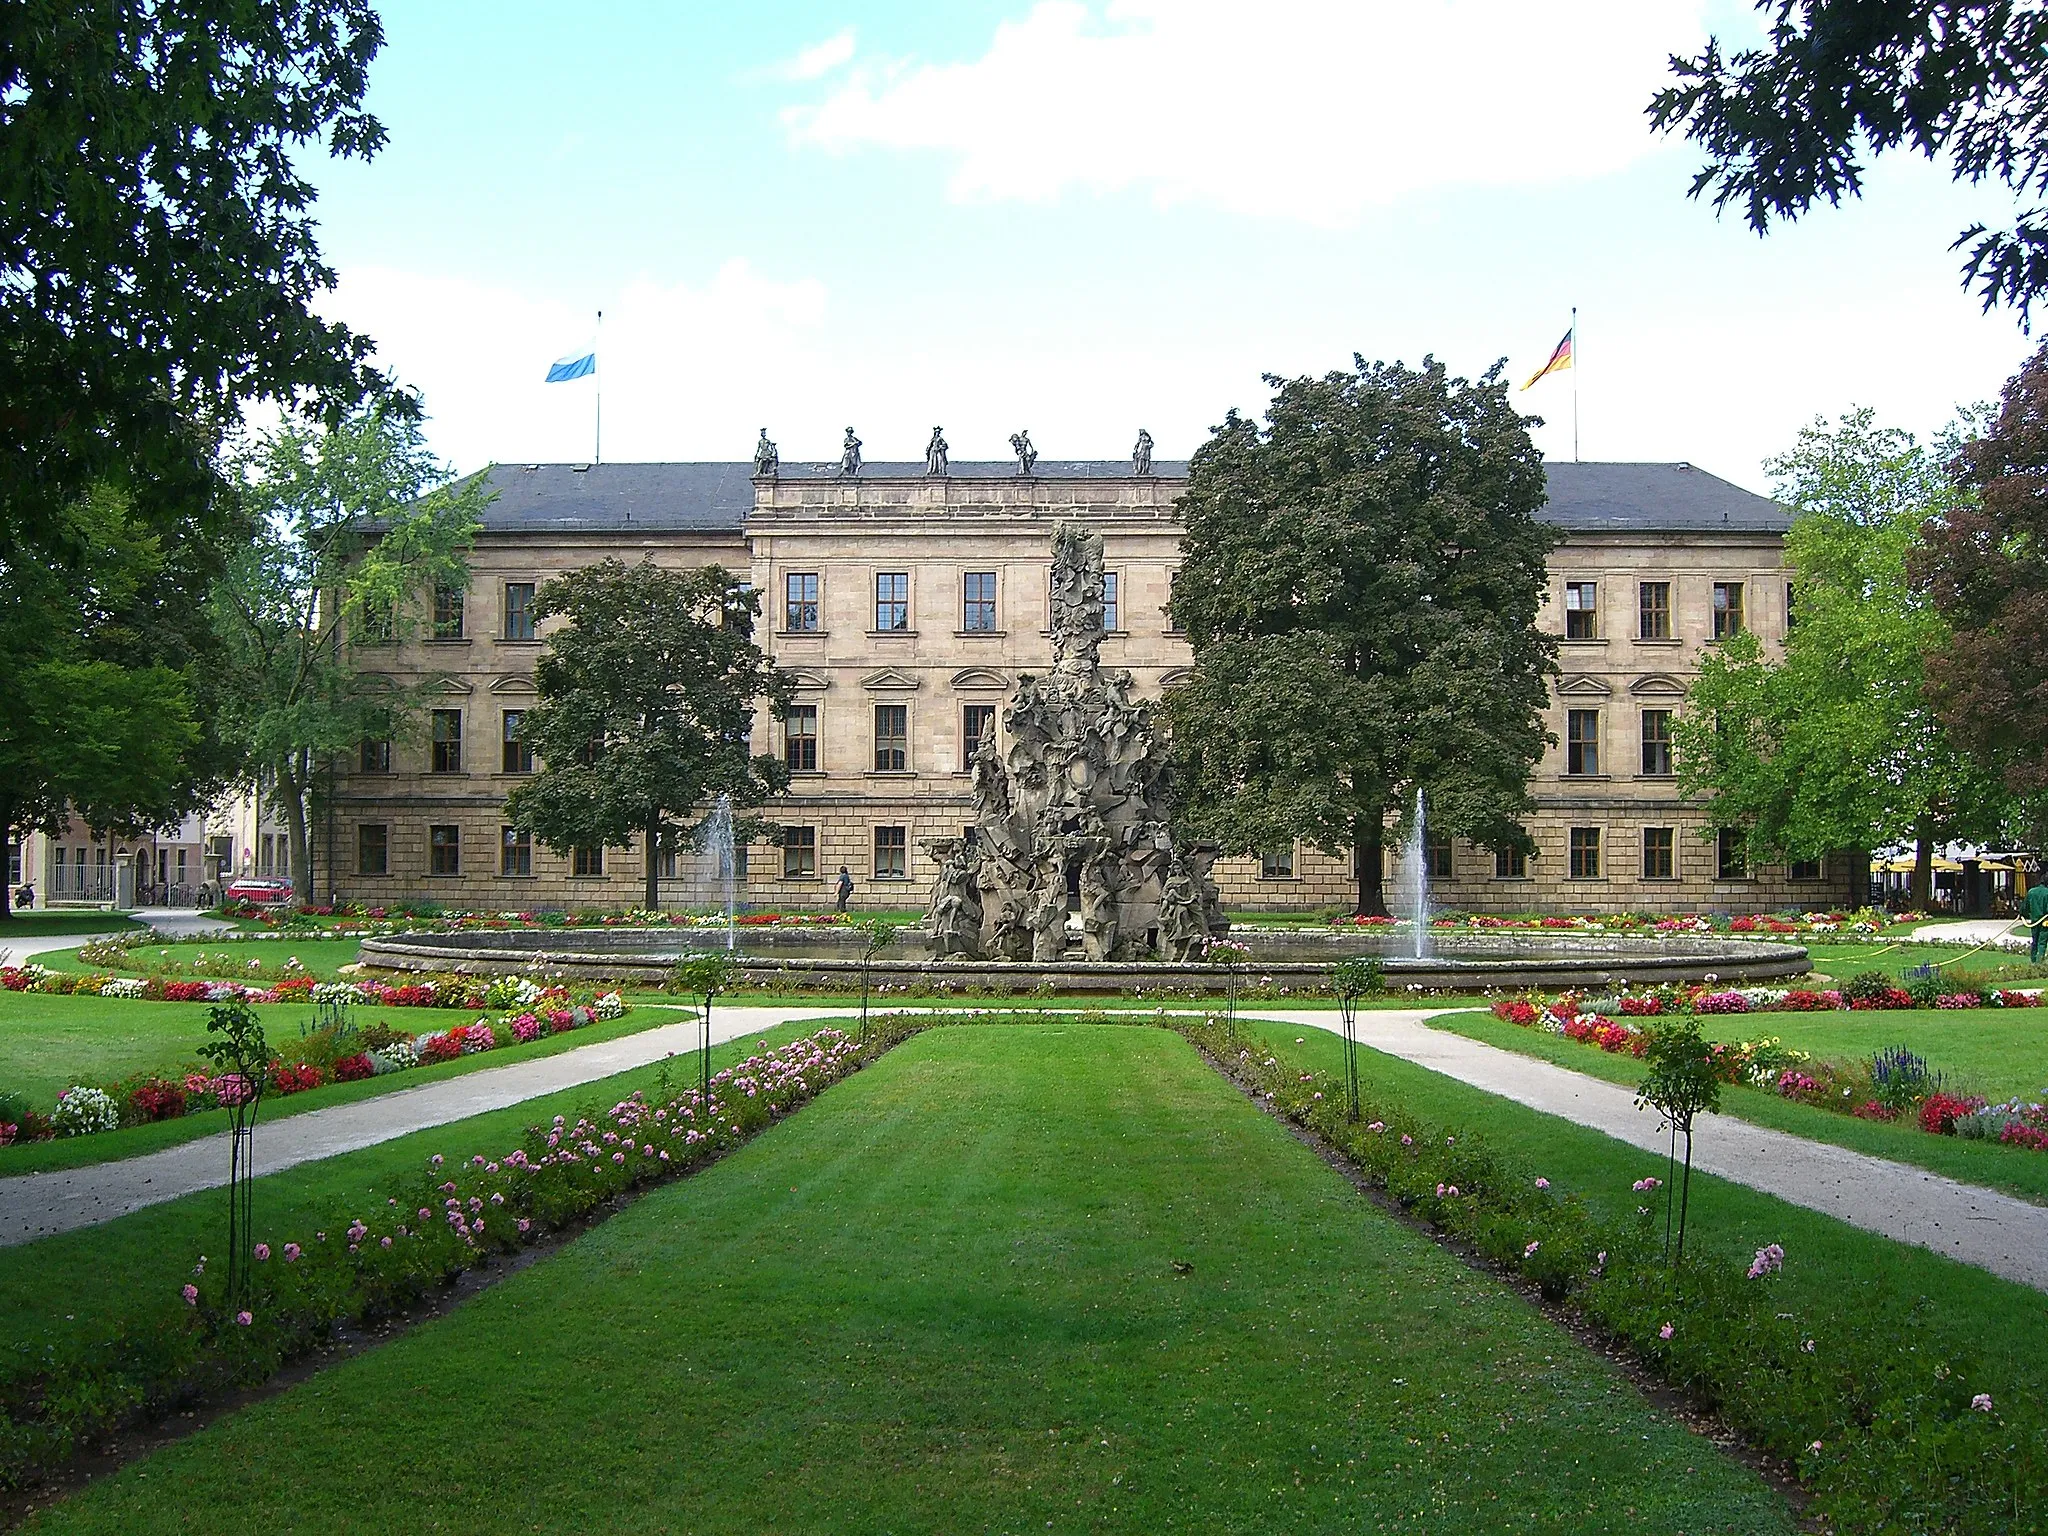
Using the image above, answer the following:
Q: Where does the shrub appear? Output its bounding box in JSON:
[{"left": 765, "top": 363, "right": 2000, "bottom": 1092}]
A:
[
  {"left": 1870, "top": 1047, "right": 1936, "bottom": 1116},
  {"left": 1842, "top": 971, "right": 1898, "bottom": 1005},
  {"left": 332, "top": 1054, "right": 374, "bottom": 1083},
  {"left": 1919, "top": 1093, "right": 1981, "bottom": 1136},
  {"left": 269, "top": 1062, "right": 325, "bottom": 1095},
  {"left": 127, "top": 1078, "right": 188, "bottom": 1123},
  {"left": 51, "top": 1086, "right": 120, "bottom": 1137}
]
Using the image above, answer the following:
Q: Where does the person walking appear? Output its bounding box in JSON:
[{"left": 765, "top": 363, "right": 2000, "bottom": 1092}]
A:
[
  {"left": 2025, "top": 873, "right": 2048, "bottom": 964},
  {"left": 835, "top": 865, "right": 853, "bottom": 914}
]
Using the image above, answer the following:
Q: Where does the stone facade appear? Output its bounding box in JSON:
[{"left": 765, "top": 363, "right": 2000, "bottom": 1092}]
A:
[{"left": 317, "top": 457, "right": 1854, "bottom": 916}]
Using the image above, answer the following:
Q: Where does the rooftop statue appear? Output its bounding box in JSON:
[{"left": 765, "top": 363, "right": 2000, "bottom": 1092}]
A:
[
  {"left": 924, "top": 426, "right": 949, "bottom": 477},
  {"left": 839, "top": 427, "right": 862, "bottom": 478},
  {"left": 751, "top": 428, "right": 779, "bottom": 479},
  {"left": 1132, "top": 428, "right": 1154, "bottom": 477},
  {"left": 1009, "top": 430, "right": 1037, "bottom": 477},
  {"left": 922, "top": 522, "right": 1218, "bottom": 961}
]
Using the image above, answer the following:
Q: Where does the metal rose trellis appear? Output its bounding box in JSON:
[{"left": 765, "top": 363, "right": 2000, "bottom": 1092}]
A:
[
  {"left": 1331, "top": 958, "right": 1380, "bottom": 1123},
  {"left": 1205, "top": 938, "right": 1251, "bottom": 1041},
  {"left": 671, "top": 951, "right": 737, "bottom": 1103},
  {"left": 197, "top": 1002, "right": 276, "bottom": 1306}
]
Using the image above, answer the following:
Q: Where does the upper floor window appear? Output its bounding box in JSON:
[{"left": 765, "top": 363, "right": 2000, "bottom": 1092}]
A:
[
  {"left": 1712, "top": 582, "right": 1745, "bottom": 640},
  {"left": 1103, "top": 571, "right": 1120, "bottom": 632},
  {"left": 1786, "top": 580, "right": 1799, "bottom": 632},
  {"left": 962, "top": 703, "right": 998, "bottom": 769},
  {"left": 430, "top": 709, "right": 463, "bottom": 774},
  {"left": 359, "top": 737, "right": 392, "bottom": 774},
  {"left": 432, "top": 583, "right": 465, "bottom": 640},
  {"left": 784, "top": 572, "right": 819, "bottom": 632},
  {"left": 874, "top": 704, "right": 908, "bottom": 771},
  {"left": 1565, "top": 709, "right": 1601, "bottom": 776},
  {"left": 503, "top": 582, "right": 537, "bottom": 641},
  {"left": 1563, "top": 581, "right": 1598, "bottom": 639},
  {"left": 355, "top": 598, "right": 394, "bottom": 644},
  {"left": 875, "top": 572, "right": 909, "bottom": 632},
  {"left": 784, "top": 704, "right": 818, "bottom": 772},
  {"left": 501, "top": 710, "right": 533, "bottom": 774},
  {"left": 1640, "top": 709, "right": 1673, "bottom": 777},
  {"left": 1638, "top": 581, "right": 1671, "bottom": 640},
  {"left": 962, "top": 572, "right": 997, "bottom": 632}
]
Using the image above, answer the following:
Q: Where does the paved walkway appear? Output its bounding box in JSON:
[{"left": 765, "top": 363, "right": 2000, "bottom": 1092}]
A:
[
  {"left": 1911, "top": 917, "right": 2028, "bottom": 952},
  {"left": 0, "top": 908, "right": 237, "bottom": 965},
  {"left": 0, "top": 1005, "right": 841, "bottom": 1247},
  {"left": 4, "top": 1000, "right": 2046, "bottom": 1295},
  {"left": 1263, "top": 1008, "right": 2048, "bottom": 1292}
]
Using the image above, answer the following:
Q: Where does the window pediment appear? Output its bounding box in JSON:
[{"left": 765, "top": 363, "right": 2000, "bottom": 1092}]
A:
[
  {"left": 435, "top": 677, "right": 475, "bottom": 696},
  {"left": 1629, "top": 673, "right": 1688, "bottom": 699},
  {"left": 860, "top": 667, "right": 921, "bottom": 692},
  {"left": 489, "top": 674, "right": 536, "bottom": 696},
  {"left": 783, "top": 668, "right": 833, "bottom": 691},
  {"left": 1556, "top": 674, "right": 1613, "bottom": 698},
  {"left": 950, "top": 667, "right": 1010, "bottom": 691},
  {"left": 1158, "top": 667, "right": 1195, "bottom": 689}
]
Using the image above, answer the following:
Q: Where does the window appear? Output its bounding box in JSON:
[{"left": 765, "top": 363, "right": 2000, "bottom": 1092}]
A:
[
  {"left": 874, "top": 572, "right": 909, "bottom": 631},
  {"left": 1103, "top": 571, "right": 1120, "bottom": 632},
  {"left": 1425, "top": 832, "right": 1453, "bottom": 879},
  {"left": 355, "top": 598, "right": 394, "bottom": 643},
  {"left": 784, "top": 572, "right": 820, "bottom": 632},
  {"left": 1260, "top": 847, "right": 1296, "bottom": 880},
  {"left": 430, "top": 709, "right": 463, "bottom": 773},
  {"left": 1712, "top": 582, "right": 1745, "bottom": 639},
  {"left": 501, "top": 710, "right": 533, "bottom": 774},
  {"left": 432, "top": 583, "right": 465, "bottom": 639},
  {"left": 1717, "top": 827, "right": 1749, "bottom": 879},
  {"left": 501, "top": 827, "right": 532, "bottom": 877},
  {"left": 572, "top": 845, "right": 603, "bottom": 877},
  {"left": 961, "top": 703, "right": 998, "bottom": 768},
  {"left": 874, "top": 704, "right": 908, "bottom": 771},
  {"left": 1786, "top": 581, "right": 1799, "bottom": 633},
  {"left": 1564, "top": 580, "right": 1598, "bottom": 639},
  {"left": 1642, "top": 827, "right": 1675, "bottom": 880},
  {"left": 359, "top": 737, "right": 391, "bottom": 774},
  {"left": 429, "top": 825, "right": 461, "bottom": 876},
  {"left": 1638, "top": 581, "right": 1671, "bottom": 640},
  {"left": 782, "top": 825, "right": 816, "bottom": 879},
  {"left": 5, "top": 838, "right": 17, "bottom": 887},
  {"left": 784, "top": 704, "right": 818, "bottom": 772},
  {"left": 1640, "top": 710, "right": 1673, "bottom": 777},
  {"left": 1569, "top": 827, "right": 1601, "bottom": 878},
  {"left": 1565, "top": 709, "right": 1601, "bottom": 775},
  {"left": 962, "top": 572, "right": 997, "bottom": 632},
  {"left": 503, "top": 583, "right": 537, "bottom": 640},
  {"left": 357, "top": 824, "right": 388, "bottom": 876},
  {"left": 873, "top": 825, "right": 907, "bottom": 879},
  {"left": 1790, "top": 857, "right": 1824, "bottom": 882},
  {"left": 1495, "top": 844, "right": 1529, "bottom": 879}
]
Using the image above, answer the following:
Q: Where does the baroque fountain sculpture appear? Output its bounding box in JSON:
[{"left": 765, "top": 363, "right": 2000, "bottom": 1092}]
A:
[{"left": 925, "top": 525, "right": 1228, "bottom": 962}]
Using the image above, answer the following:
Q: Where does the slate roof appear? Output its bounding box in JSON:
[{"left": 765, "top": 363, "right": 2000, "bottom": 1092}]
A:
[{"left": 464, "top": 459, "right": 1785, "bottom": 536}]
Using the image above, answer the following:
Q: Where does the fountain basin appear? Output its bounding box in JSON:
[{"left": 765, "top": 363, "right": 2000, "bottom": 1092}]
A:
[{"left": 356, "top": 926, "right": 1810, "bottom": 994}]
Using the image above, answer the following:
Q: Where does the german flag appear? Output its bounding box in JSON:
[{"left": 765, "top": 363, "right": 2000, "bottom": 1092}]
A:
[{"left": 1521, "top": 328, "right": 1573, "bottom": 391}]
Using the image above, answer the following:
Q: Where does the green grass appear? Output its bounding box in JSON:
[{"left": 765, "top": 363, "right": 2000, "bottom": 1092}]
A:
[
  {"left": 1419, "top": 1007, "right": 2048, "bottom": 1205},
  {"left": 20, "top": 1022, "right": 1789, "bottom": 1534},
  {"left": 34, "top": 935, "right": 368, "bottom": 981},
  {"left": 0, "top": 994, "right": 692, "bottom": 1176},
  {"left": 0, "top": 912, "right": 147, "bottom": 942}
]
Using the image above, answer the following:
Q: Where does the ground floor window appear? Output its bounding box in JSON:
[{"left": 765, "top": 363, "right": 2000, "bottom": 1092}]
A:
[
  {"left": 961, "top": 703, "right": 998, "bottom": 768},
  {"left": 873, "top": 825, "right": 907, "bottom": 879},
  {"left": 429, "top": 825, "right": 461, "bottom": 876},
  {"left": 783, "top": 825, "right": 816, "bottom": 879},
  {"left": 1424, "top": 832, "right": 1452, "bottom": 878},
  {"left": 1642, "top": 827, "right": 1674, "bottom": 880},
  {"left": 502, "top": 827, "right": 533, "bottom": 877},
  {"left": 572, "top": 845, "right": 604, "bottom": 877},
  {"left": 1717, "top": 828, "right": 1749, "bottom": 880},
  {"left": 1494, "top": 844, "right": 1528, "bottom": 879},
  {"left": 1260, "top": 847, "right": 1295, "bottom": 880},
  {"left": 1789, "top": 857, "right": 1824, "bottom": 882},
  {"left": 1568, "top": 827, "right": 1601, "bottom": 879},
  {"left": 358, "top": 824, "right": 388, "bottom": 876},
  {"left": 6, "top": 838, "right": 18, "bottom": 887}
]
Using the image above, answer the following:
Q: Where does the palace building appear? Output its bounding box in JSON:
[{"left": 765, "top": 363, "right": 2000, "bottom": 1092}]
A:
[{"left": 319, "top": 454, "right": 1846, "bottom": 916}]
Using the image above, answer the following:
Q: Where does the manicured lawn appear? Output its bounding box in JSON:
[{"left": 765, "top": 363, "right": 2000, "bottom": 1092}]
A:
[
  {"left": 1803, "top": 937, "right": 2047, "bottom": 985},
  {"left": 20, "top": 1023, "right": 1789, "bottom": 1534},
  {"left": 1420, "top": 1007, "right": 2048, "bottom": 1205},
  {"left": 0, "top": 912, "right": 146, "bottom": 942},
  {"left": 35, "top": 935, "right": 369, "bottom": 981},
  {"left": 0, "top": 992, "right": 691, "bottom": 1176}
]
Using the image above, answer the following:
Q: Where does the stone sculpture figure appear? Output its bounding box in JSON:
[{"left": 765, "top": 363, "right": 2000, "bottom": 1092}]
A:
[
  {"left": 839, "top": 427, "right": 863, "bottom": 477},
  {"left": 1009, "top": 430, "right": 1038, "bottom": 477},
  {"left": 924, "top": 521, "right": 1225, "bottom": 964},
  {"left": 924, "top": 426, "right": 949, "bottom": 477},
  {"left": 1132, "top": 428, "right": 1154, "bottom": 476},
  {"left": 752, "top": 429, "right": 779, "bottom": 479}
]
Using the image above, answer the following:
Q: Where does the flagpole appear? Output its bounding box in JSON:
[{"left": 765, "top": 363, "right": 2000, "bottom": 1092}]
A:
[
  {"left": 1571, "top": 305, "right": 1579, "bottom": 464},
  {"left": 594, "top": 309, "right": 603, "bottom": 465}
]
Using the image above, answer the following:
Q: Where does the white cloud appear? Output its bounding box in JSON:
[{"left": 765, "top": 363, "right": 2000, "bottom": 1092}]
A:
[
  {"left": 785, "top": 0, "right": 1710, "bottom": 223},
  {"left": 764, "top": 27, "right": 857, "bottom": 83}
]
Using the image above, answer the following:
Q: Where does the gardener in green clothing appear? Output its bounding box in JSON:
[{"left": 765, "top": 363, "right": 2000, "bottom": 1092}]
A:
[{"left": 2026, "top": 875, "right": 2048, "bottom": 963}]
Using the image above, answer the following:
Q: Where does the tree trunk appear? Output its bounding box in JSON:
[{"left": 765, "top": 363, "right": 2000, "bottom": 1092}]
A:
[
  {"left": 0, "top": 801, "right": 13, "bottom": 923},
  {"left": 1911, "top": 813, "right": 1935, "bottom": 910},
  {"left": 277, "top": 757, "right": 313, "bottom": 907},
  {"left": 1352, "top": 814, "right": 1388, "bottom": 918},
  {"left": 644, "top": 810, "right": 662, "bottom": 914}
]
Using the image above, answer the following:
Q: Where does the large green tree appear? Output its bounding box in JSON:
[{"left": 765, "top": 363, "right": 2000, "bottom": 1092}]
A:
[
  {"left": 1674, "top": 409, "right": 2006, "bottom": 907},
  {"left": 1915, "top": 341, "right": 2048, "bottom": 839},
  {"left": 1651, "top": 2, "right": 2048, "bottom": 324},
  {"left": 1163, "top": 356, "right": 1559, "bottom": 916},
  {"left": 503, "top": 560, "right": 793, "bottom": 913},
  {"left": 2, "top": 0, "right": 394, "bottom": 555},
  {"left": 209, "top": 405, "right": 486, "bottom": 897}
]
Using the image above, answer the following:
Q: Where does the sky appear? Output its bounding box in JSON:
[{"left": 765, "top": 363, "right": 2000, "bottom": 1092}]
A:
[{"left": 303, "top": 0, "right": 2041, "bottom": 493}]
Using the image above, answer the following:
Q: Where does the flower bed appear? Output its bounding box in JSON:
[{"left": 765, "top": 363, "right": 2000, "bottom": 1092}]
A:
[
  {"left": 210, "top": 900, "right": 861, "bottom": 937},
  {"left": 1332, "top": 907, "right": 1922, "bottom": 939},
  {"left": 0, "top": 961, "right": 601, "bottom": 1015},
  {"left": 0, "top": 1024, "right": 882, "bottom": 1495}
]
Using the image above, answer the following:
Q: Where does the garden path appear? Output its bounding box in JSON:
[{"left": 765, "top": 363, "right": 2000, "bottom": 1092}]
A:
[
  {"left": 1910, "top": 917, "right": 2027, "bottom": 950},
  {"left": 0, "top": 909, "right": 236, "bottom": 964},
  {"left": 0, "top": 1003, "right": 842, "bottom": 1247},
  {"left": 1262, "top": 1007, "right": 2048, "bottom": 1293}
]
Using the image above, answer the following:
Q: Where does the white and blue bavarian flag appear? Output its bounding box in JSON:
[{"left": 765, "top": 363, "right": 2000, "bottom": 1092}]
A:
[{"left": 544, "top": 348, "right": 596, "bottom": 383}]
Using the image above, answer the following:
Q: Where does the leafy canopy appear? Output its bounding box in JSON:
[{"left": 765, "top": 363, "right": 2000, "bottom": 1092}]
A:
[
  {"left": 1674, "top": 408, "right": 2007, "bottom": 884},
  {"left": 503, "top": 560, "right": 793, "bottom": 913},
  {"left": 1651, "top": 2, "right": 2048, "bottom": 324},
  {"left": 1163, "top": 355, "right": 1558, "bottom": 914}
]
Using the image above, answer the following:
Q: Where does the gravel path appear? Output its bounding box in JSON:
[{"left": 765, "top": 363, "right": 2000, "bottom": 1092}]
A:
[
  {"left": 5, "top": 1000, "right": 2046, "bottom": 1295},
  {"left": 0, "top": 1004, "right": 843, "bottom": 1247}
]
